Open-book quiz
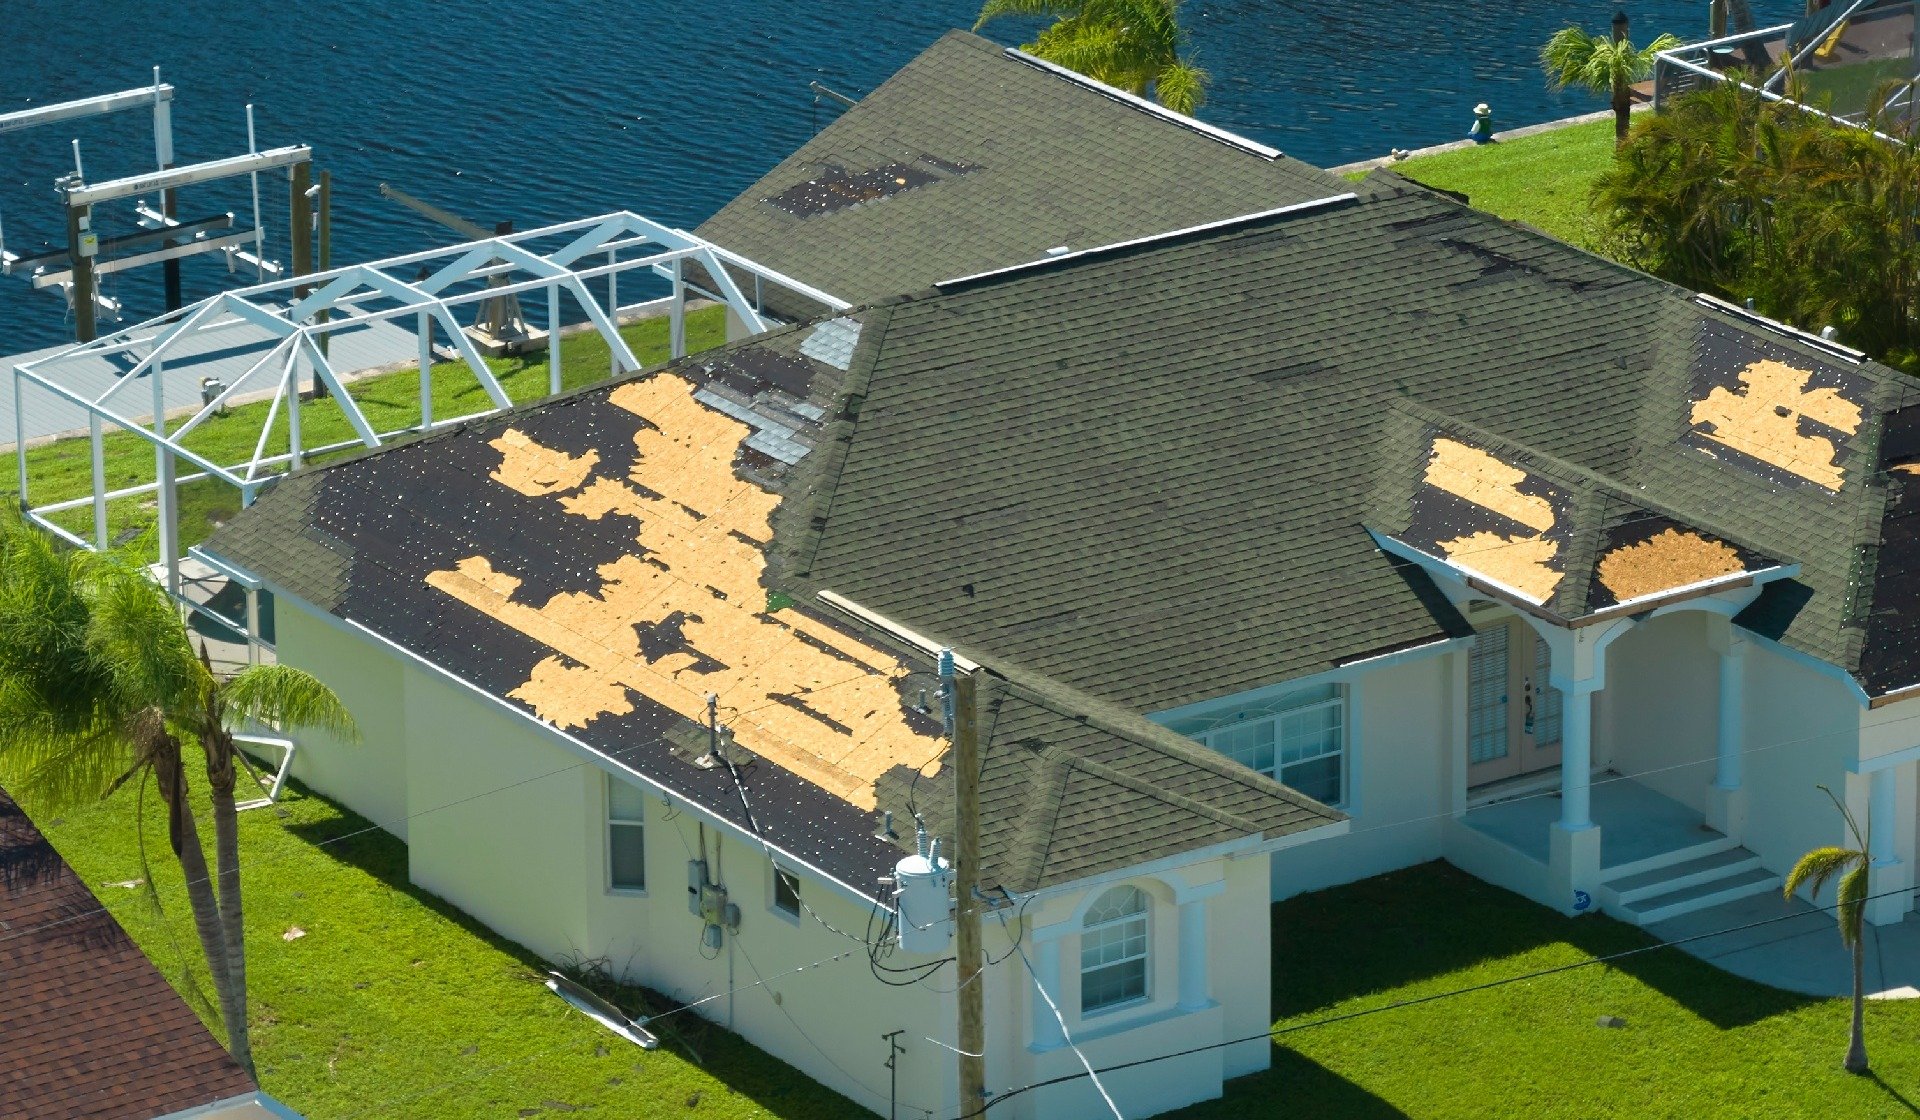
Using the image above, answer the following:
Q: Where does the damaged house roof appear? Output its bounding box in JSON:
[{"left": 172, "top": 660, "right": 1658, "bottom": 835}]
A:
[
  {"left": 693, "top": 30, "right": 1347, "bottom": 314},
  {"left": 209, "top": 169, "right": 1920, "bottom": 896},
  {"left": 206, "top": 316, "right": 1338, "bottom": 899},
  {"left": 0, "top": 787, "right": 261, "bottom": 1119}
]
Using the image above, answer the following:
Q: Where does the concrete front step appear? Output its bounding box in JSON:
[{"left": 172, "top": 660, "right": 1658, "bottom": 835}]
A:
[
  {"left": 1605, "top": 846, "right": 1764, "bottom": 905},
  {"left": 1612, "top": 865, "right": 1782, "bottom": 926},
  {"left": 1602, "top": 833, "right": 1737, "bottom": 883}
]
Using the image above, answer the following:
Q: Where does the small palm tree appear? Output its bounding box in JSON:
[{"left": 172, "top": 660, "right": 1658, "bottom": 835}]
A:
[
  {"left": 1783, "top": 785, "right": 1873, "bottom": 1074},
  {"left": 0, "top": 518, "right": 355, "bottom": 1076},
  {"left": 975, "top": 0, "right": 1209, "bottom": 114},
  {"left": 1541, "top": 15, "right": 1682, "bottom": 145}
]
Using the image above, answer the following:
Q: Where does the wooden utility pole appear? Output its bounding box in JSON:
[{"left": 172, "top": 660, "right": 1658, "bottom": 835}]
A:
[
  {"left": 953, "top": 664, "right": 988, "bottom": 1117},
  {"left": 315, "top": 168, "right": 333, "bottom": 391},
  {"left": 66, "top": 197, "right": 96, "bottom": 342}
]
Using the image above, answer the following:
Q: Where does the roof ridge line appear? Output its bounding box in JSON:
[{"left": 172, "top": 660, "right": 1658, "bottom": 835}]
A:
[
  {"left": 933, "top": 192, "right": 1358, "bottom": 292},
  {"left": 1002, "top": 47, "right": 1285, "bottom": 160},
  {"left": 1054, "top": 750, "right": 1262, "bottom": 834}
]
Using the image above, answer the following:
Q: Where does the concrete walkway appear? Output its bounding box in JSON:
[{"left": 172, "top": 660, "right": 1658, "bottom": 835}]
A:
[{"left": 1647, "top": 890, "right": 1920, "bottom": 999}]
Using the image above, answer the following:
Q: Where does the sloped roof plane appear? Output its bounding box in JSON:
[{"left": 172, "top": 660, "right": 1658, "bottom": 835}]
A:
[{"left": 694, "top": 30, "right": 1347, "bottom": 310}]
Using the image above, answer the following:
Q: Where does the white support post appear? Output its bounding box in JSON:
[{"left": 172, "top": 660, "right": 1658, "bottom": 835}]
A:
[
  {"left": 12, "top": 367, "right": 25, "bottom": 506},
  {"left": 1866, "top": 766, "right": 1912, "bottom": 926},
  {"left": 607, "top": 248, "right": 619, "bottom": 377},
  {"left": 151, "top": 358, "right": 179, "bottom": 596},
  {"left": 244, "top": 585, "right": 261, "bottom": 666},
  {"left": 89, "top": 413, "right": 107, "bottom": 549},
  {"left": 287, "top": 346, "right": 304, "bottom": 471},
  {"left": 548, "top": 283, "right": 562, "bottom": 396},
  {"left": 670, "top": 257, "right": 686, "bottom": 359},
  {"left": 1029, "top": 935, "right": 1065, "bottom": 1050},
  {"left": 1707, "top": 629, "right": 1749, "bottom": 839},
  {"left": 1549, "top": 680, "right": 1602, "bottom": 917},
  {"left": 417, "top": 309, "right": 434, "bottom": 428},
  {"left": 1176, "top": 897, "right": 1211, "bottom": 1011}
]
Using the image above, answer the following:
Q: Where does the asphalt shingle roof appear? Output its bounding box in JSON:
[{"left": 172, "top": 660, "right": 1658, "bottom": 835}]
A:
[{"left": 694, "top": 30, "right": 1347, "bottom": 311}]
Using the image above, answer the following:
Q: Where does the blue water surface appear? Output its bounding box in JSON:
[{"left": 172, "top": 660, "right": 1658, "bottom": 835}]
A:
[{"left": 0, "top": 1, "right": 1779, "bottom": 350}]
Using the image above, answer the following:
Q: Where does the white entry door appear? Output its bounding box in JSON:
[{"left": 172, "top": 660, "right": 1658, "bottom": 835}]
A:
[{"left": 1467, "top": 618, "right": 1565, "bottom": 788}]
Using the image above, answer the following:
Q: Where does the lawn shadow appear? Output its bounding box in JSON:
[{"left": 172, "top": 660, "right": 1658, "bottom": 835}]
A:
[
  {"left": 1870, "top": 1072, "right": 1920, "bottom": 1116},
  {"left": 274, "top": 782, "right": 863, "bottom": 1120},
  {"left": 1275, "top": 861, "right": 1817, "bottom": 1030},
  {"left": 1168, "top": 1045, "right": 1409, "bottom": 1119}
]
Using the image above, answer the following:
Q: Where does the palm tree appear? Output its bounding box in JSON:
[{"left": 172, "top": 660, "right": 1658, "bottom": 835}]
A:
[
  {"left": 1541, "top": 14, "right": 1682, "bottom": 145},
  {"left": 975, "top": 0, "right": 1209, "bottom": 114},
  {"left": 1783, "top": 785, "right": 1873, "bottom": 1074},
  {"left": 0, "top": 518, "right": 355, "bottom": 1077}
]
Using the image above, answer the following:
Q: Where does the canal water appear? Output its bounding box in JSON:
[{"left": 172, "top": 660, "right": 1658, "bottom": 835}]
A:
[{"left": 1, "top": 0, "right": 1781, "bottom": 351}]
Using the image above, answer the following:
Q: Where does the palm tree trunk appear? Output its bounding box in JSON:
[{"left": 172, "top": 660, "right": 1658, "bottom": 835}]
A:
[
  {"left": 203, "top": 726, "right": 255, "bottom": 1078},
  {"left": 153, "top": 736, "right": 243, "bottom": 1060},
  {"left": 1614, "top": 85, "right": 1632, "bottom": 147},
  {"left": 1846, "top": 940, "right": 1869, "bottom": 1073}
]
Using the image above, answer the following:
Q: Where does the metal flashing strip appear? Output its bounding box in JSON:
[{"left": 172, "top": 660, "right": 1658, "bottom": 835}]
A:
[
  {"left": 1694, "top": 292, "right": 1867, "bottom": 363},
  {"left": 1004, "top": 48, "right": 1285, "bottom": 160},
  {"left": 816, "top": 589, "right": 979, "bottom": 671},
  {"left": 934, "top": 192, "right": 1358, "bottom": 290}
]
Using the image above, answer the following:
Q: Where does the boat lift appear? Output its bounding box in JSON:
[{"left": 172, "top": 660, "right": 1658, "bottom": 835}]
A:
[{"left": 0, "top": 69, "right": 310, "bottom": 342}]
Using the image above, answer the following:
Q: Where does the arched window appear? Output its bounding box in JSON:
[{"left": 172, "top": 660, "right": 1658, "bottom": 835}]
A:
[{"left": 1080, "top": 885, "right": 1149, "bottom": 1013}]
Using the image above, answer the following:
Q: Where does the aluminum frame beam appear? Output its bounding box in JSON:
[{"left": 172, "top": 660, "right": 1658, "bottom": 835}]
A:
[
  {"left": 0, "top": 84, "right": 175, "bottom": 135},
  {"left": 67, "top": 146, "right": 312, "bottom": 207}
]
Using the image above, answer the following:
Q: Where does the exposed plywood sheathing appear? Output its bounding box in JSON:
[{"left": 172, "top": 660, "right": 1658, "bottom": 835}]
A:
[
  {"left": 1690, "top": 359, "right": 1863, "bottom": 490},
  {"left": 1434, "top": 531, "right": 1562, "bottom": 602},
  {"left": 1424, "top": 438, "right": 1556, "bottom": 533},
  {"left": 1595, "top": 528, "right": 1745, "bottom": 603},
  {"left": 425, "top": 373, "right": 944, "bottom": 810}
]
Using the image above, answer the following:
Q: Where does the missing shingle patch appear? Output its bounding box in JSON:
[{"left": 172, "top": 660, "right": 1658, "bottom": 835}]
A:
[
  {"left": 1425, "top": 439, "right": 1556, "bottom": 533},
  {"left": 799, "top": 318, "right": 863, "bottom": 371},
  {"left": 765, "top": 157, "right": 970, "bottom": 217},
  {"left": 423, "top": 373, "right": 945, "bottom": 809},
  {"left": 1595, "top": 528, "right": 1745, "bottom": 604},
  {"left": 1433, "top": 531, "right": 1562, "bottom": 602}
]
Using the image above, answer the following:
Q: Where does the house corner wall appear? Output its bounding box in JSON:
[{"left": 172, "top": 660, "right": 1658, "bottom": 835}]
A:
[{"left": 272, "top": 604, "right": 409, "bottom": 839}]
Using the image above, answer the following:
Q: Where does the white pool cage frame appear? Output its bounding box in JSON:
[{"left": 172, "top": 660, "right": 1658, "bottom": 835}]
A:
[{"left": 11, "top": 211, "right": 845, "bottom": 612}]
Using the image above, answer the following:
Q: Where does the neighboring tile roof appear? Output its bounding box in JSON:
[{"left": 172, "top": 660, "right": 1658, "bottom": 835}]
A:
[
  {"left": 206, "top": 319, "right": 1340, "bottom": 898},
  {"left": 0, "top": 788, "right": 258, "bottom": 1119},
  {"left": 693, "top": 30, "right": 1347, "bottom": 312}
]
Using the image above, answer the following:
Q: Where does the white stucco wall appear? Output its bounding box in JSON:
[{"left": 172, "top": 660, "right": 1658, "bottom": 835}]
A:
[
  {"left": 1600, "top": 612, "right": 1719, "bottom": 813},
  {"left": 265, "top": 600, "right": 1276, "bottom": 1119},
  {"left": 271, "top": 605, "right": 409, "bottom": 839},
  {"left": 1741, "top": 639, "right": 1862, "bottom": 887},
  {"left": 1156, "top": 645, "right": 1459, "bottom": 903}
]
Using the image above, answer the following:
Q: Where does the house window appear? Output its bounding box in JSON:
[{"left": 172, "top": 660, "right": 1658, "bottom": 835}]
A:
[
  {"left": 607, "top": 777, "right": 646, "bottom": 892},
  {"left": 1194, "top": 684, "right": 1346, "bottom": 805},
  {"left": 1080, "top": 885, "right": 1149, "bottom": 1014},
  {"left": 773, "top": 865, "right": 801, "bottom": 917}
]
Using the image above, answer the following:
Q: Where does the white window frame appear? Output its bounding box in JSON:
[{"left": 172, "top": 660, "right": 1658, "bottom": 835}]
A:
[
  {"left": 605, "top": 776, "right": 647, "bottom": 895},
  {"left": 1079, "top": 885, "right": 1150, "bottom": 1016},
  {"left": 770, "top": 862, "right": 802, "bottom": 922},
  {"left": 1194, "top": 686, "right": 1348, "bottom": 808}
]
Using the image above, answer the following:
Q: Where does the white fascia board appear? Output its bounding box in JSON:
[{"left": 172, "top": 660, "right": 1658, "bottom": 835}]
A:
[{"left": 205, "top": 561, "right": 896, "bottom": 909}]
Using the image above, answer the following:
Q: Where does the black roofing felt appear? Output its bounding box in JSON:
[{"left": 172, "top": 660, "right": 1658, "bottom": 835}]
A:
[{"left": 693, "top": 30, "right": 1347, "bottom": 310}]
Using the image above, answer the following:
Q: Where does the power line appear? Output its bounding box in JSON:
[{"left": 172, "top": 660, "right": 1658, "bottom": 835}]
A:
[
  {"left": 1003, "top": 910, "right": 1125, "bottom": 1120},
  {"left": 948, "top": 879, "right": 1912, "bottom": 1120}
]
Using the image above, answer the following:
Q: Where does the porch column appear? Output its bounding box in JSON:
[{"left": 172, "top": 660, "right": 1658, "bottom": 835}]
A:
[
  {"left": 1029, "top": 934, "right": 1065, "bottom": 1050},
  {"left": 1177, "top": 897, "right": 1211, "bottom": 1010},
  {"left": 1705, "top": 625, "right": 1749, "bottom": 840},
  {"left": 1865, "top": 765, "right": 1914, "bottom": 926},
  {"left": 1550, "top": 680, "right": 1603, "bottom": 916}
]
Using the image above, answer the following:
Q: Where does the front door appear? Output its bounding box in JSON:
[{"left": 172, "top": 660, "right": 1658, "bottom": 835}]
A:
[{"left": 1466, "top": 618, "right": 1564, "bottom": 788}]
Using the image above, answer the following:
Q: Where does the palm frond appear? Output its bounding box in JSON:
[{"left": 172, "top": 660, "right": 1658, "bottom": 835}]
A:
[
  {"left": 974, "top": 0, "right": 1075, "bottom": 30},
  {"left": 1153, "top": 60, "right": 1208, "bottom": 114},
  {"left": 221, "top": 663, "right": 359, "bottom": 742},
  {"left": 1784, "top": 845, "right": 1864, "bottom": 902},
  {"left": 85, "top": 560, "right": 208, "bottom": 717},
  {"left": 1835, "top": 864, "right": 1869, "bottom": 949}
]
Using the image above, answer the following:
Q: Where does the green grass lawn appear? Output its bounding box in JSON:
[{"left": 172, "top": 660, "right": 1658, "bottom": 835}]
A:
[
  {"left": 24, "top": 752, "right": 858, "bottom": 1119},
  {"left": 1171, "top": 863, "right": 1920, "bottom": 1119},
  {"left": 6, "top": 305, "right": 729, "bottom": 551},
  {"left": 1381, "top": 119, "right": 1619, "bottom": 254}
]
